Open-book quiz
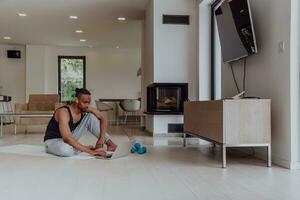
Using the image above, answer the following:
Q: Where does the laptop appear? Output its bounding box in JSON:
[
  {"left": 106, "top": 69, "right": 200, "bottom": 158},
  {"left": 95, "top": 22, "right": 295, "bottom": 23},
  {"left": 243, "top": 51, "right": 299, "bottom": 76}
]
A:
[{"left": 94, "top": 141, "right": 131, "bottom": 160}]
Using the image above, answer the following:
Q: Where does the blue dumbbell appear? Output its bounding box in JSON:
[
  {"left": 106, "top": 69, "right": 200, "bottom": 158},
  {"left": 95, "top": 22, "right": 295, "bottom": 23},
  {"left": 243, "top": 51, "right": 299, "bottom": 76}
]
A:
[
  {"left": 138, "top": 146, "right": 147, "bottom": 155},
  {"left": 130, "top": 146, "right": 137, "bottom": 154},
  {"left": 134, "top": 143, "right": 141, "bottom": 151}
]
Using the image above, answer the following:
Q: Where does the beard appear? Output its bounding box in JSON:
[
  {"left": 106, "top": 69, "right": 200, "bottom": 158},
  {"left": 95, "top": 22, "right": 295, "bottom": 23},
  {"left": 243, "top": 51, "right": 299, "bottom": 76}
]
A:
[
  {"left": 78, "top": 106, "right": 88, "bottom": 112},
  {"left": 79, "top": 107, "right": 85, "bottom": 112}
]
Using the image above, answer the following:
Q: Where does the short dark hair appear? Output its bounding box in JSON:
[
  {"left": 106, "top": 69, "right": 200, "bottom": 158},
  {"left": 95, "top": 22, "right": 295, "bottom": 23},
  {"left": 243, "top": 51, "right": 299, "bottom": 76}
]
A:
[{"left": 75, "top": 88, "right": 91, "bottom": 97}]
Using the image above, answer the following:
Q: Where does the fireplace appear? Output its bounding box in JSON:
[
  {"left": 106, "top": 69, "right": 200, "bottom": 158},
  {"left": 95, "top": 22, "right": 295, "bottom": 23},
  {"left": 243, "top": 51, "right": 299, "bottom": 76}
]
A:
[{"left": 146, "top": 83, "right": 188, "bottom": 114}]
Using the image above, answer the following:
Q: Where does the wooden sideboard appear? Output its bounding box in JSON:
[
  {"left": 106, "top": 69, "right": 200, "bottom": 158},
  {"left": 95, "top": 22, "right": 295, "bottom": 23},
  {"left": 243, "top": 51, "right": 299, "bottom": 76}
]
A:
[{"left": 184, "top": 99, "right": 271, "bottom": 168}]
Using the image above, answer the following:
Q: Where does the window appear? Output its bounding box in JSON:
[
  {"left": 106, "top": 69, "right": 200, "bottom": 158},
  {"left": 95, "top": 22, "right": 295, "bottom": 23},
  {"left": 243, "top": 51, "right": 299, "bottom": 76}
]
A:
[{"left": 58, "top": 56, "right": 86, "bottom": 103}]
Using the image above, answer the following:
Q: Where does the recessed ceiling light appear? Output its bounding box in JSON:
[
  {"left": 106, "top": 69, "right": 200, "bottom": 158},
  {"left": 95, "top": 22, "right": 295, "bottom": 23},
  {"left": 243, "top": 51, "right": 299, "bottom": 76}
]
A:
[
  {"left": 69, "top": 15, "right": 78, "bottom": 19},
  {"left": 3, "top": 36, "right": 11, "bottom": 40},
  {"left": 18, "top": 13, "right": 27, "bottom": 17},
  {"left": 80, "top": 39, "right": 86, "bottom": 42},
  {"left": 116, "top": 46, "right": 120, "bottom": 49},
  {"left": 117, "top": 17, "right": 126, "bottom": 21},
  {"left": 75, "top": 30, "right": 84, "bottom": 33}
]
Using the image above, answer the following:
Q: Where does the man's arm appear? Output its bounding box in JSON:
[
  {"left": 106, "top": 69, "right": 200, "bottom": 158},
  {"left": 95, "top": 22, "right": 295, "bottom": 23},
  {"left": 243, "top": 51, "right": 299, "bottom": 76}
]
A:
[
  {"left": 86, "top": 106, "right": 108, "bottom": 148},
  {"left": 56, "top": 109, "right": 105, "bottom": 156}
]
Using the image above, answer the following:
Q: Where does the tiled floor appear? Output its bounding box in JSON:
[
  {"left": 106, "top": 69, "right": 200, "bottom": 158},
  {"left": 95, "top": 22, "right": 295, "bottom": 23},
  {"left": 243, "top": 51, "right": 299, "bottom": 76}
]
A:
[{"left": 0, "top": 125, "right": 299, "bottom": 200}]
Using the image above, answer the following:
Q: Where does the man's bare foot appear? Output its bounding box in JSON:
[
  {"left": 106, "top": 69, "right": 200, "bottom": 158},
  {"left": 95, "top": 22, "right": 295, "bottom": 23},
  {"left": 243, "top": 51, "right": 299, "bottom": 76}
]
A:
[{"left": 106, "top": 139, "right": 117, "bottom": 152}]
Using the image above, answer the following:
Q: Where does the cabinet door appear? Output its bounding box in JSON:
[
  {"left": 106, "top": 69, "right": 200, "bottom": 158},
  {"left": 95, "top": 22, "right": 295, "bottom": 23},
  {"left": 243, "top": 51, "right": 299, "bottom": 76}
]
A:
[
  {"left": 184, "top": 101, "right": 224, "bottom": 143},
  {"left": 223, "top": 100, "right": 271, "bottom": 145}
]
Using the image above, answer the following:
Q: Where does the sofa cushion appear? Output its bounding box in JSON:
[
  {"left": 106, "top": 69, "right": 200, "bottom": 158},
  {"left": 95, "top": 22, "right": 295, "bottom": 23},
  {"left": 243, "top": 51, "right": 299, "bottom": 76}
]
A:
[{"left": 28, "top": 94, "right": 59, "bottom": 111}]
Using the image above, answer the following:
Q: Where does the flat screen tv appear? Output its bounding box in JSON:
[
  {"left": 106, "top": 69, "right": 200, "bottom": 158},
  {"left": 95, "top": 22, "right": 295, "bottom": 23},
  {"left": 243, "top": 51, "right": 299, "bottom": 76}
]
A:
[{"left": 214, "top": 0, "right": 257, "bottom": 63}]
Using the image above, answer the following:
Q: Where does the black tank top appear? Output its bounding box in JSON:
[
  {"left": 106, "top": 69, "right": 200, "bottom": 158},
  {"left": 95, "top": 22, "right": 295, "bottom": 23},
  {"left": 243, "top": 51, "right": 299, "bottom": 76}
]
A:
[{"left": 44, "top": 106, "right": 84, "bottom": 141}]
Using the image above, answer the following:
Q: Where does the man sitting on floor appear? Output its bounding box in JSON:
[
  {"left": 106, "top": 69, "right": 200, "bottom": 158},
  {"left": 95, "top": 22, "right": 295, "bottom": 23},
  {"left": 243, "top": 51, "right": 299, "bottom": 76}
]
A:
[{"left": 44, "top": 88, "right": 117, "bottom": 157}]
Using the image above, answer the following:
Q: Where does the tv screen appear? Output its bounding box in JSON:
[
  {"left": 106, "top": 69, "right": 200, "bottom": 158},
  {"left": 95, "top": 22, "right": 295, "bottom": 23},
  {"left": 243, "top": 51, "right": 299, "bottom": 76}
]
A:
[{"left": 214, "top": 0, "right": 257, "bottom": 63}]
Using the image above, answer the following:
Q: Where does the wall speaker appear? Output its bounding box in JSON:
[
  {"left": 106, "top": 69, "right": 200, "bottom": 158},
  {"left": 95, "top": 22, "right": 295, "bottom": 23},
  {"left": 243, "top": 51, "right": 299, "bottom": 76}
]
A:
[
  {"left": 163, "top": 15, "right": 190, "bottom": 25},
  {"left": 7, "top": 50, "right": 21, "bottom": 59}
]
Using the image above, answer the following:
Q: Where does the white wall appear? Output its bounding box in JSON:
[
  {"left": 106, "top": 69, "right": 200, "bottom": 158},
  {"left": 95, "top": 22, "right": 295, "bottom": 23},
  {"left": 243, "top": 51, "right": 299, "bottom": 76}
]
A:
[
  {"left": 221, "top": 0, "right": 293, "bottom": 168},
  {"left": 153, "top": 0, "right": 197, "bottom": 134},
  {"left": 154, "top": 0, "right": 197, "bottom": 100},
  {"left": 290, "top": 0, "right": 300, "bottom": 169},
  {"left": 198, "top": 0, "right": 300, "bottom": 168},
  {"left": 26, "top": 45, "right": 46, "bottom": 100},
  {"left": 144, "top": 0, "right": 197, "bottom": 134},
  {"left": 143, "top": 0, "right": 155, "bottom": 132},
  {"left": 0, "top": 45, "right": 26, "bottom": 105},
  {"left": 26, "top": 45, "right": 141, "bottom": 104},
  {"left": 198, "top": 0, "right": 212, "bottom": 100}
]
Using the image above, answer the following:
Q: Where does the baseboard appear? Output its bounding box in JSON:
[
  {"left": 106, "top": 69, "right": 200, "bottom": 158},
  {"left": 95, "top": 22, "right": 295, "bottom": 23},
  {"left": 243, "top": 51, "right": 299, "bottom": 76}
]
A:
[
  {"left": 252, "top": 150, "right": 300, "bottom": 169},
  {"left": 269, "top": 155, "right": 290, "bottom": 169},
  {"left": 234, "top": 147, "right": 300, "bottom": 169},
  {"left": 289, "top": 161, "right": 300, "bottom": 169}
]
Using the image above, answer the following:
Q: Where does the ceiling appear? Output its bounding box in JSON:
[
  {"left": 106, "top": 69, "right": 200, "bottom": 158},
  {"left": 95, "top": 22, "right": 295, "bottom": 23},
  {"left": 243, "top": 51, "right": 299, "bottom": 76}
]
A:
[{"left": 0, "top": 0, "right": 148, "bottom": 48}]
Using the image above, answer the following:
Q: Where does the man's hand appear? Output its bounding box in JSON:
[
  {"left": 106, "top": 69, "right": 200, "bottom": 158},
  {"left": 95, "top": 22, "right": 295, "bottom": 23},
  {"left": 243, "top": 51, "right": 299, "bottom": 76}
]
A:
[
  {"left": 85, "top": 145, "right": 95, "bottom": 150},
  {"left": 89, "top": 149, "right": 107, "bottom": 157},
  {"left": 95, "top": 137, "right": 105, "bottom": 149}
]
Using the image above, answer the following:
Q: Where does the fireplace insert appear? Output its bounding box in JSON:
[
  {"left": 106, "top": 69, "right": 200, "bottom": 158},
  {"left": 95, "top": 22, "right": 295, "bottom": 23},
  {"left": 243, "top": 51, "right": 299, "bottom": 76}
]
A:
[{"left": 146, "top": 83, "right": 188, "bottom": 114}]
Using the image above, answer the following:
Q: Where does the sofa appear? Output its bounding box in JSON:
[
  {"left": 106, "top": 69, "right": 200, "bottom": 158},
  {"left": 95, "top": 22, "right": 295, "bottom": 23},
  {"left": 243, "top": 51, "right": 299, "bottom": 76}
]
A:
[{"left": 14, "top": 94, "right": 61, "bottom": 134}]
